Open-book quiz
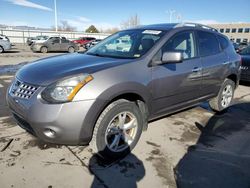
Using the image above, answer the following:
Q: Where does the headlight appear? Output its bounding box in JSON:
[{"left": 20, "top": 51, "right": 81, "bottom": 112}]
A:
[{"left": 41, "top": 74, "right": 93, "bottom": 103}]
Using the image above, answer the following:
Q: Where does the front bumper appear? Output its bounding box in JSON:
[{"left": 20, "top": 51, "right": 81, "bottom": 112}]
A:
[{"left": 7, "top": 83, "right": 96, "bottom": 145}]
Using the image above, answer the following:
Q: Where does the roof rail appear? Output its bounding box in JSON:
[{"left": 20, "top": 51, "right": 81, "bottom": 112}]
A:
[{"left": 174, "top": 22, "right": 218, "bottom": 32}]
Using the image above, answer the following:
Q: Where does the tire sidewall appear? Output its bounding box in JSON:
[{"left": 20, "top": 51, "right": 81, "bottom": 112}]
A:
[
  {"left": 96, "top": 101, "right": 143, "bottom": 159},
  {"left": 217, "top": 79, "right": 235, "bottom": 111},
  {"left": 68, "top": 46, "right": 75, "bottom": 53},
  {"left": 0, "top": 46, "right": 4, "bottom": 53},
  {"left": 41, "top": 46, "right": 47, "bottom": 53}
]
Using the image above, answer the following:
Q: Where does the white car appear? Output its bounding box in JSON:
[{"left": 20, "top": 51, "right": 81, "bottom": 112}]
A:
[
  {"left": 27, "top": 35, "right": 49, "bottom": 46},
  {"left": 0, "top": 34, "right": 11, "bottom": 53}
]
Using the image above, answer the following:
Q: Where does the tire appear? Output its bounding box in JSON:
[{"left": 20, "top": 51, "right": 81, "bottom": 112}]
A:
[
  {"left": 0, "top": 46, "right": 4, "bottom": 53},
  {"left": 90, "top": 99, "right": 143, "bottom": 159},
  {"left": 40, "top": 46, "right": 48, "bottom": 53},
  {"left": 68, "top": 46, "right": 75, "bottom": 53},
  {"left": 209, "top": 78, "right": 235, "bottom": 112}
]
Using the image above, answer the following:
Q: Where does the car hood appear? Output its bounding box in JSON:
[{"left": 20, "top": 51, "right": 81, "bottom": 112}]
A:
[
  {"left": 241, "top": 55, "right": 250, "bottom": 66},
  {"left": 16, "top": 53, "right": 132, "bottom": 86}
]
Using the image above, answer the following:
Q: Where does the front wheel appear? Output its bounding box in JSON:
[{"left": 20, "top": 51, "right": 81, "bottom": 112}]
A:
[
  {"left": 209, "top": 79, "right": 235, "bottom": 112},
  {"left": 90, "top": 99, "right": 143, "bottom": 159}
]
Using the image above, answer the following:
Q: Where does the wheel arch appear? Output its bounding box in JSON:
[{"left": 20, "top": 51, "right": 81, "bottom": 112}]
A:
[
  {"left": 40, "top": 45, "right": 48, "bottom": 52},
  {"left": 78, "top": 83, "right": 152, "bottom": 144},
  {"left": 0, "top": 45, "right": 4, "bottom": 52},
  {"left": 227, "top": 74, "right": 238, "bottom": 86}
]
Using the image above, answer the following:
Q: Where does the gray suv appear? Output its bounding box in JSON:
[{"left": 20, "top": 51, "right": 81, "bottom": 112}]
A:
[{"left": 7, "top": 23, "right": 241, "bottom": 159}]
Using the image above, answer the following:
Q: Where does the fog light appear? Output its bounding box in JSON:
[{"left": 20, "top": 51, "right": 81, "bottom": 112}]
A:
[{"left": 44, "top": 128, "right": 56, "bottom": 138}]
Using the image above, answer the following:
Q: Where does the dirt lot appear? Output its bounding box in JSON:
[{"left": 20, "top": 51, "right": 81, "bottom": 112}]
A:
[{"left": 0, "top": 46, "right": 250, "bottom": 188}]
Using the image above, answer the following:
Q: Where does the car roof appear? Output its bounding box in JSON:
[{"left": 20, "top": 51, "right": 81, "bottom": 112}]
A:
[
  {"left": 131, "top": 23, "right": 177, "bottom": 31},
  {"left": 128, "top": 22, "right": 218, "bottom": 33}
]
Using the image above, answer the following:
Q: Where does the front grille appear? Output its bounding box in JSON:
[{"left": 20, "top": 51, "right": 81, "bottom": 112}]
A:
[{"left": 11, "top": 79, "right": 38, "bottom": 99}]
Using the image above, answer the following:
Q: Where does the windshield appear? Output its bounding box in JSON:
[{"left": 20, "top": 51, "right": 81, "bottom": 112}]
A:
[
  {"left": 86, "top": 29, "right": 166, "bottom": 59},
  {"left": 240, "top": 45, "right": 250, "bottom": 55}
]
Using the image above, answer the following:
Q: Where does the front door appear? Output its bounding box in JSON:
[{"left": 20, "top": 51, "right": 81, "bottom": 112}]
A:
[
  {"left": 48, "top": 37, "right": 61, "bottom": 51},
  {"left": 151, "top": 31, "right": 202, "bottom": 117}
]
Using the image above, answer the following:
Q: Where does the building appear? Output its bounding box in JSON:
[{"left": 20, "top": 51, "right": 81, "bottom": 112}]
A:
[{"left": 209, "top": 23, "right": 250, "bottom": 43}]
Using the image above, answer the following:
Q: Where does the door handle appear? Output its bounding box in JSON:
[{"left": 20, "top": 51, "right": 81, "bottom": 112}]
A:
[{"left": 192, "top": 67, "right": 202, "bottom": 73}]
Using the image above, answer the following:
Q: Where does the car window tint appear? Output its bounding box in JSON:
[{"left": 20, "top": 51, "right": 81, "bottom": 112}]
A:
[
  {"left": 197, "top": 31, "right": 220, "bottom": 56},
  {"left": 162, "top": 31, "right": 195, "bottom": 60},
  {"left": 61, "top": 38, "right": 69, "bottom": 43},
  {"left": 52, "top": 37, "right": 60, "bottom": 43},
  {"left": 240, "top": 46, "right": 250, "bottom": 55},
  {"left": 217, "top": 35, "right": 229, "bottom": 50}
]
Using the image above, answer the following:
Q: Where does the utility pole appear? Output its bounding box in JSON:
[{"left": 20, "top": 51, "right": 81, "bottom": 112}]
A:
[{"left": 54, "top": 0, "right": 58, "bottom": 32}]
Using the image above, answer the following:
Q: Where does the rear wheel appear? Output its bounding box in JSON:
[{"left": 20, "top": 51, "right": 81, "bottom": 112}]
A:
[
  {"left": 68, "top": 46, "right": 75, "bottom": 53},
  {"left": 209, "top": 79, "right": 235, "bottom": 111},
  {"left": 40, "top": 46, "right": 48, "bottom": 53},
  {"left": 0, "top": 46, "right": 4, "bottom": 53},
  {"left": 90, "top": 99, "right": 143, "bottom": 159}
]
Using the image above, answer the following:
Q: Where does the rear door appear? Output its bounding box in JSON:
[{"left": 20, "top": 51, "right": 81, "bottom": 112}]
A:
[
  {"left": 196, "top": 30, "right": 228, "bottom": 97},
  {"left": 60, "top": 38, "right": 70, "bottom": 51},
  {"left": 151, "top": 31, "right": 202, "bottom": 116}
]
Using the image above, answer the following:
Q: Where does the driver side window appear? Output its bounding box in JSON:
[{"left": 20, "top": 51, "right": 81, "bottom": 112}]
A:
[{"left": 154, "top": 31, "right": 196, "bottom": 61}]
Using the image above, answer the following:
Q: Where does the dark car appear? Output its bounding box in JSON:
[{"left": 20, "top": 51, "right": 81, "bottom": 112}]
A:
[
  {"left": 239, "top": 45, "right": 250, "bottom": 82},
  {"left": 31, "top": 36, "right": 78, "bottom": 53},
  {"left": 85, "top": 39, "right": 102, "bottom": 49},
  {"left": 232, "top": 42, "right": 240, "bottom": 53},
  {"left": 72, "top": 37, "right": 96, "bottom": 47},
  {"left": 238, "top": 42, "right": 249, "bottom": 52},
  {"left": 7, "top": 23, "right": 241, "bottom": 159}
]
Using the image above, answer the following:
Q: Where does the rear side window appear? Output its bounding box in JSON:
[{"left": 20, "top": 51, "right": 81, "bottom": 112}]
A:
[
  {"left": 217, "top": 35, "right": 229, "bottom": 50},
  {"left": 197, "top": 31, "right": 220, "bottom": 56}
]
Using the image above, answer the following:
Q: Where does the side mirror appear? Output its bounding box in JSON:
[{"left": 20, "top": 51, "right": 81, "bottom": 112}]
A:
[{"left": 161, "top": 51, "right": 183, "bottom": 64}]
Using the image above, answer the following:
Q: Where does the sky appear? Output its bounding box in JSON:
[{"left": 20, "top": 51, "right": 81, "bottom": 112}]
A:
[{"left": 0, "top": 0, "right": 250, "bottom": 31}]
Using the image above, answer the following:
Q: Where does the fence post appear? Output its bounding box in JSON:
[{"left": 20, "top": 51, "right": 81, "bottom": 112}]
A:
[{"left": 22, "top": 31, "right": 25, "bottom": 45}]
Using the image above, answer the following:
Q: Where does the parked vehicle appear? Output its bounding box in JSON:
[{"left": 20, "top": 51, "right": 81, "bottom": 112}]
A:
[
  {"left": 31, "top": 36, "right": 78, "bottom": 53},
  {"left": 239, "top": 45, "right": 250, "bottom": 82},
  {"left": 26, "top": 35, "right": 49, "bottom": 46},
  {"left": 0, "top": 34, "right": 12, "bottom": 53},
  {"left": 85, "top": 39, "right": 102, "bottom": 49},
  {"left": 7, "top": 23, "right": 241, "bottom": 159},
  {"left": 72, "top": 37, "right": 96, "bottom": 47},
  {"left": 232, "top": 42, "right": 240, "bottom": 53},
  {"left": 238, "top": 42, "right": 249, "bottom": 52}
]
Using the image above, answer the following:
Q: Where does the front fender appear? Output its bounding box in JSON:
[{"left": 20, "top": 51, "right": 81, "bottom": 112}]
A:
[{"left": 78, "top": 82, "right": 152, "bottom": 144}]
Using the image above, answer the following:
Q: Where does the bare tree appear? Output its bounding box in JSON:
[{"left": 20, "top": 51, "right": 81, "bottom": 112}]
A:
[
  {"left": 99, "top": 27, "right": 120, "bottom": 34},
  {"left": 120, "top": 14, "right": 140, "bottom": 29},
  {"left": 51, "top": 21, "right": 76, "bottom": 32}
]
